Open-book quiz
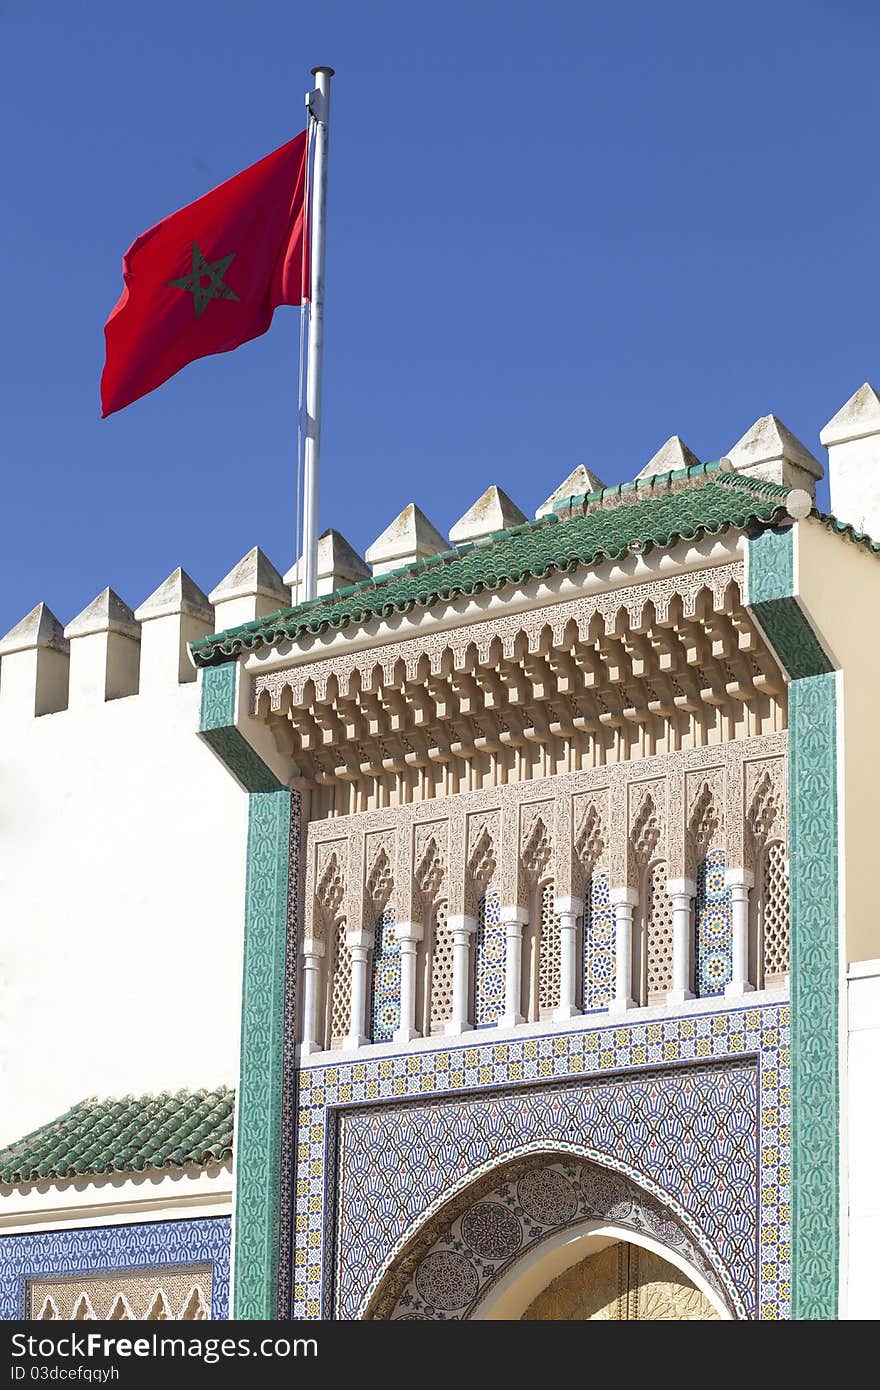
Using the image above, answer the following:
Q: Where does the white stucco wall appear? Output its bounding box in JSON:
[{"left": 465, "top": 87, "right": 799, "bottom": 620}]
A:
[
  {"left": 0, "top": 676, "right": 249, "bottom": 1148},
  {"left": 846, "top": 960, "right": 880, "bottom": 1319}
]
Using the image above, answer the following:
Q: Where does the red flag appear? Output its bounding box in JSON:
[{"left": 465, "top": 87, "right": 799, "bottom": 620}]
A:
[{"left": 101, "top": 132, "right": 309, "bottom": 417}]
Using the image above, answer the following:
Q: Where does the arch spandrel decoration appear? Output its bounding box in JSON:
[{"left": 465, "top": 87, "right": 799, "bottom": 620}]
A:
[{"left": 363, "top": 1155, "right": 739, "bottom": 1320}]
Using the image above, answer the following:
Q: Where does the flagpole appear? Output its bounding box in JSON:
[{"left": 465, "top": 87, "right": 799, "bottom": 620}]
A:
[{"left": 302, "top": 65, "right": 333, "bottom": 603}]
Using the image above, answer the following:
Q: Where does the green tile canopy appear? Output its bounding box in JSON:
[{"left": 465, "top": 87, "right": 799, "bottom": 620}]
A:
[{"left": 0, "top": 1087, "right": 234, "bottom": 1184}]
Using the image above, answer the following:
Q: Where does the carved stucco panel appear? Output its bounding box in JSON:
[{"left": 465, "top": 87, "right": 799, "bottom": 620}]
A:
[
  {"left": 608, "top": 773, "right": 628, "bottom": 887},
  {"left": 518, "top": 800, "right": 555, "bottom": 901},
  {"left": 309, "top": 837, "right": 348, "bottom": 943},
  {"left": 628, "top": 778, "right": 667, "bottom": 885},
  {"left": 412, "top": 819, "right": 449, "bottom": 917},
  {"left": 346, "top": 826, "right": 368, "bottom": 939},
  {"left": 253, "top": 563, "right": 745, "bottom": 712},
  {"left": 572, "top": 788, "right": 610, "bottom": 894},
  {"left": 744, "top": 756, "right": 788, "bottom": 873},
  {"left": 446, "top": 801, "right": 469, "bottom": 920},
  {"left": 364, "top": 827, "right": 397, "bottom": 924},
  {"left": 685, "top": 768, "right": 725, "bottom": 877},
  {"left": 302, "top": 731, "right": 787, "bottom": 940},
  {"left": 466, "top": 808, "right": 501, "bottom": 917}
]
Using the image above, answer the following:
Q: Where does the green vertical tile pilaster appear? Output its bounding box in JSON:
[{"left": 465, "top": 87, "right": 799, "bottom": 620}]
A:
[
  {"left": 788, "top": 673, "right": 839, "bottom": 1320},
  {"left": 234, "top": 788, "right": 291, "bottom": 1319},
  {"left": 748, "top": 529, "right": 839, "bottom": 1320},
  {"left": 196, "top": 659, "right": 289, "bottom": 1315}
]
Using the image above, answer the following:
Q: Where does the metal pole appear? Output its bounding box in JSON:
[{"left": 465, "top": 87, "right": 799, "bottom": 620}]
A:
[{"left": 302, "top": 65, "right": 334, "bottom": 602}]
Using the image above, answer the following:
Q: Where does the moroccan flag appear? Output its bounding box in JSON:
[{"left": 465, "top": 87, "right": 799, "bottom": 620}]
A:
[{"left": 101, "top": 131, "right": 309, "bottom": 417}]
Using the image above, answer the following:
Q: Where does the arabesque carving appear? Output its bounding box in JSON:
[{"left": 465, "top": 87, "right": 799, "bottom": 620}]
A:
[{"left": 250, "top": 561, "right": 789, "bottom": 815}]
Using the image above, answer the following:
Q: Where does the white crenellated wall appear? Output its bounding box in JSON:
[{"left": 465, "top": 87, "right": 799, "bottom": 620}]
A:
[
  {"left": 846, "top": 959, "right": 880, "bottom": 1319},
  {"left": 0, "top": 565, "right": 271, "bottom": 1149}
]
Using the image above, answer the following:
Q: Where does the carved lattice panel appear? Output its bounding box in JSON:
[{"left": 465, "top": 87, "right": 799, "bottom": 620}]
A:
[
  {"left": 582, "top": 872, "right": 614, "bottom": 1010},
  {"left": 761, "top": 841, "right": 790, "bottom": 984},
  {"left": 29, "top": 1268, "right": 213, "bottom": 1321},
  {"left": 538, "top": 882, "right": 560, "bottom": 1013},
  {"left": 329, "top": 918, "right": 352, "bottom": 1045},
  {"left": 645, "top": 862, "right": 674, "bottom": 1003},
  {"left": 474, "top": 890, "right": 504, "bottom": 1027},
  {"left": 429, "top": 901, "right": 454, "bottom": 1033},
  {"left": 370, "top": 906, "right": 400, "bottom": 1043},
  {"left": 694, "top": 849, "right": 733, "bottom": 998}
]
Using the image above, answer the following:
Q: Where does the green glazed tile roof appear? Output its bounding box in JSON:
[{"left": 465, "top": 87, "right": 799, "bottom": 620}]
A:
[
  {"left": 190, "top": 463, "right": 799, "bottom": 667},
  {"left": 0, "top": 1087, "right": 234, "bottom": 1185}
]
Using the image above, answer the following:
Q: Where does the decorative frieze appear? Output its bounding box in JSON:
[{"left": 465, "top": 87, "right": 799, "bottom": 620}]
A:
[
  {"left": 301, "top": 736, "right": 789, "bottom": 1051},
  {"left": 251, "top": 562, "right": 789, "bottom": 813}
]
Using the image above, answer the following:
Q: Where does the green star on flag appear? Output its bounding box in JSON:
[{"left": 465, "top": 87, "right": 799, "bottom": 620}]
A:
[{"left": 169, "top": 242, "right": 240, "bottom": 318}]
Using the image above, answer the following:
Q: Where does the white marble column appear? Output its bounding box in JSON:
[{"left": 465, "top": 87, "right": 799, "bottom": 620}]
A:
[
  {"left": 667, "top": 877, "right": 696, "bottom": 1005},
  {"left": 609, "top": 887, "right": 638, "bottom": 1013},
  {"left": 554, "top": 895, "right": 583, "bottom": 1021},
  {"left": 724, "top": 868, "right": 755, "bottom": 997},
  {"left": 445, "top": 914, "right": 476, "bottom": 1036},
  {"left": 344, "top": 928, "right": 373, "bottom": 1049},
  {"left": 501, "top": 905, "right": 529, "bottom": 1027},
  {"left": 393, "top": 921, "right": 424, "bottom": 1042},
  {"left": 299, "top": 937, "right": 325, "bottom": 1055}
]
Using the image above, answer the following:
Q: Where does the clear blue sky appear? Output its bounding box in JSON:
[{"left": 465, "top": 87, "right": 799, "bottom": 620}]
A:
[{"left": 2, "top": 1, "right": 878, "bottom": 637}]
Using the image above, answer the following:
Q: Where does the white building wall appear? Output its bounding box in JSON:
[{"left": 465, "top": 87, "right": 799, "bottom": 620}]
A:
[
  {"left": 846, "top": 959, "right": 880, "bottom": 1319},
  {"left": 0, "top": 680, "right": 248, "bottom": 1147}
]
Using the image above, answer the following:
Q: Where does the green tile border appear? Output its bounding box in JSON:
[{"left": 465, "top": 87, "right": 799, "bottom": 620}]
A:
[
  {"left": 788, "top": 673, "right": 839, "bottom": 1320},
  {"left": 234, "top": 787, "right": 291, "bottom": 1319},
  {"left": 199, "top": 661, "right": 283, "bottom": 794},
  {"left": 747, "top": 527, "right": 839, "bottom": 1320},
  {"left": 749, "top": 528, "right": 833, "bottom": 680},
  {"left": 198, "top": 661, "right": 290, "bottom": 1318}
]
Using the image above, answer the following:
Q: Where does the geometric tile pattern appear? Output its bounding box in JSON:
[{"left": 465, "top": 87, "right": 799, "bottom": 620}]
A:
[
  {"left": 290, "top": 1001, "right": 790, "bottom": 1320},
  {"left": 694, "top": 850, "right": 733, "bottom": 998},
  {"left": 473, "top": 891, "right": 504, "bottom": 1027},
  {"left": 0, "top": 1218, "right": 230, "bottom": 1321},
  {"left": 384, "top": 1156, "right": 733, "bottom": 1318},
  {"left": 335, "top": 1060, "right": 755, "bottom": 1320},
  {"left": 370, "top": 907, "right": 401, "bottom": 1043},
  {"left": 582, "top": 872, "right": 614, "bottom": 1011}
]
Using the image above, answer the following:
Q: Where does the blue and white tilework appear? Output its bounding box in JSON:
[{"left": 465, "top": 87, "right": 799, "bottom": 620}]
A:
[
  {"left": 695, "top": 850, "right": 734, "bottom": 998},
  {"left": 290, "top": 1001, "right": 790, "bottom": 1320},
  {"left": 0, "top": 1217, "right": 231, "bottom": 1321},
  {"left": 370, "top": 906, "right": 401, "bottom": 1043},
  {"left": 582, "top": 872, "right": 615, "bottom": 1011},
  {"left": 473, "top": 891, "right": 504, "bottom": 1027}
]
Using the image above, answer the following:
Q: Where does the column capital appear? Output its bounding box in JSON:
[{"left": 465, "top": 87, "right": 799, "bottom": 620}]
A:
[
  {"left": 724, "top": 867, "right": 755, "bottom": 890},
  {"left": 609, "top": 885, "right": 639, "bottom": 908},
  {"left": 394, "top": 921, "right": 424, "bottom": 944},
  {"left": 499, "top": 904, "right": 529, "bottom": 926},
  {"left": 345, "top": 928, "right": 375, "bottom": 951},
  {"left": 666, "top": 877, "right": 697, "bottom": 899},
  {"left": 447, "top": 913, "right": 477, "bottom": 936},
  {"left": 303, "top": 936, "right": 326, "bottom": 958},
  {"left": 555, "top": 896, "right": 584, "bottom": 917}
]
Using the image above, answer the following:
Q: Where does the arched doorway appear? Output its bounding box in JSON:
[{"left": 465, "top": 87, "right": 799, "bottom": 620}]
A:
[
  {"left": 364, "top": 1153, "right": 739, "bottom": 1319},
  {"left": 481, "top": 1233, "right": 720, "bottom": 1320}
]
